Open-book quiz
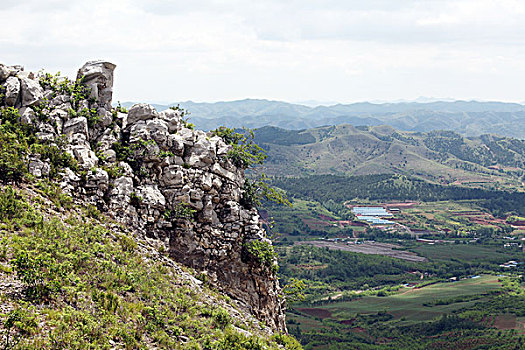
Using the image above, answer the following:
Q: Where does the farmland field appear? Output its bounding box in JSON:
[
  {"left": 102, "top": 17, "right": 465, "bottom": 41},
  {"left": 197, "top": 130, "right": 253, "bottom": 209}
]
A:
[
  {"left": 293, "top": 275, "right": 502, "bottom": 324},
  {"left": 322, "top": 275, "right": 501, "bottom": 323}
]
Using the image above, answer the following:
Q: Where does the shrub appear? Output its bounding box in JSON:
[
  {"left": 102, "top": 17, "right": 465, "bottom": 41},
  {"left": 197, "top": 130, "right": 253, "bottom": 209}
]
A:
[
  {"left": 243, "top": 240, "right": 279, "bottom": 273},
  {"left": 1, "top": 305, "right": 38, "bottom": 349},
  {"left": 211, "top": 127, "right": 266, "bottom": 169}
]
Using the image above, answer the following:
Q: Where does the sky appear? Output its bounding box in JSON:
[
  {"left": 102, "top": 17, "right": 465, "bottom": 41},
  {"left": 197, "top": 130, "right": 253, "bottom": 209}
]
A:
[{"left": 2, "top": 0, "right": 525, "bottom": 105}]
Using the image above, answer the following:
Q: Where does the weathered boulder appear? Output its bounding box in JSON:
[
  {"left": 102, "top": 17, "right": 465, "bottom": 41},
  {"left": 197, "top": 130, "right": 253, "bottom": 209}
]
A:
[
  {"left": 137, "top": 185, "right": 166, "bottom": 209},
  {"left": 159, "top": 108, "right": 182, "bottom": 133},
  {"left": 4, "top": 76, "right": 20, "bottom": 106},
  {"left": 85, "top": 168, "right": 109, "bottom": 192},
  {"left": 70, "top": 145, "right": 98, "bottom": 169},
  {"left": 0, "top": 64, "right": 9, "bottom": 82},
  {"left": 28, "top": 158, "right": 50, "bottom": 178},
  {"left": 146, "top": 118, "right": 169, "bottom": 146},
  {"left": 19, "top": 107, "right": 36, "bottom": 125},
  {"left": 160, "top": 165, "right": 184, "bottom": 187},
  {"left": 77, "top": 61, "right": 116, "bottom": 110},
  {"left": 63, "top": 117, "right": 88, "bottom": 136},
  {"left": 127, "top": 103, "right": 158, "bottom": 126},
  {"left": 129, "top": 121, "right": 150, "bottom": 143},
  {"left": 20, "top": 77, "right": 44, "bottom": 107}
]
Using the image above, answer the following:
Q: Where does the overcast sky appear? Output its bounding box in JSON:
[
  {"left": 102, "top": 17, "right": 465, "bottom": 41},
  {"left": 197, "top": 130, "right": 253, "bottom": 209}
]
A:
[{"left": 2, "top": 0, "right": 525, "bottom": 104}]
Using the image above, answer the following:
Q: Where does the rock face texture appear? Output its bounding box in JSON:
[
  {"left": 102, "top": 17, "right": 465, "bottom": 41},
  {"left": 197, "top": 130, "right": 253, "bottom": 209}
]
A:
[{"left": 0, "top": 61, "right": 286, "bottom": 331}]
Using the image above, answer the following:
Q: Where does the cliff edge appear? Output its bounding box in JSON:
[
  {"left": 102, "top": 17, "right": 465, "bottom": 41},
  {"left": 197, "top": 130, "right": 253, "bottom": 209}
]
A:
[{"left": 0, "top": 60, "right": 291, "bottom": 347}]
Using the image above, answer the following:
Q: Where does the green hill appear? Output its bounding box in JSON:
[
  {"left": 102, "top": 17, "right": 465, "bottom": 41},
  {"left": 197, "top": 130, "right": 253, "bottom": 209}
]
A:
[{"left": 254, "top": 125, "right": 525, "bottom": 191}]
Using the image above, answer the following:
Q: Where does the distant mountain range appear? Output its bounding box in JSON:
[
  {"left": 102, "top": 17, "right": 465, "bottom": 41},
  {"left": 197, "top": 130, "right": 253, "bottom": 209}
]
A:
[{"left": 121, "top": 99, "right": 525, "bottom": 138}]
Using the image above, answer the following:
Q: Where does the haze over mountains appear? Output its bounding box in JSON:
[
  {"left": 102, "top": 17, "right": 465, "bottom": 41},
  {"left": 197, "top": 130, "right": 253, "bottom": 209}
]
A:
[{"left": 122, "top": 99, "right": 525, "bottom": 139}]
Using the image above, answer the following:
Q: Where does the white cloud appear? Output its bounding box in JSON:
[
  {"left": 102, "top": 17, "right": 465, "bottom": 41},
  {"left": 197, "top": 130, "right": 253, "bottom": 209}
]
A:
[{"left": 2, "top": 0, "right": 525, "bottom": 103}]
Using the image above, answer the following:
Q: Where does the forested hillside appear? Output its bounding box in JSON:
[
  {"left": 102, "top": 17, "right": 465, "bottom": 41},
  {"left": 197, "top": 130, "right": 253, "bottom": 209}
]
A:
[{"left": 254, "top": 125, "right": 525, "bottom": 191}]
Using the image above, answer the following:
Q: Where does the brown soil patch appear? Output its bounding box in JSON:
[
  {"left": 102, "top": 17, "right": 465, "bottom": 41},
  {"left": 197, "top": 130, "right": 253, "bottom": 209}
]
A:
[
  {"left": 494, "top": 315, "right": 516, "bottom": 330},
  {"left": 339, "top": 319, "right": 356, "bottom": 325}
]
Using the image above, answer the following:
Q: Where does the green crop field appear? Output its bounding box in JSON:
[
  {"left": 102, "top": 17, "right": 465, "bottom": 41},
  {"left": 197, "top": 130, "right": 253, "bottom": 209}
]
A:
[
  {"left": 294, "top": 275, "right": 502, "bottom": 325},
  {"left": 412, "top": 244, "right": 519, "bottom": 263}
]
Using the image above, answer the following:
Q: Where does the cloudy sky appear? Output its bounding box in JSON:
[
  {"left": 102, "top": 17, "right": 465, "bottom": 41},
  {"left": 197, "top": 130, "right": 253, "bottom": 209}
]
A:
[{"left": 2, "top": 0, "right": 525, "bottom": 104}]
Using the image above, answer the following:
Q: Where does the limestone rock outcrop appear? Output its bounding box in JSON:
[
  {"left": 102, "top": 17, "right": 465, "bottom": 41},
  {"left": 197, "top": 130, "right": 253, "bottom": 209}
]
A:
[{"left": 0, "top": 61, "right": 286, "bottom": 331}]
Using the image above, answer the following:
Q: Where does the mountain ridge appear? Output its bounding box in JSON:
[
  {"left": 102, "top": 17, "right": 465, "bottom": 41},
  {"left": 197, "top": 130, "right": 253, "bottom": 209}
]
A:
[{"left": 120, "top": 99, "right": 525, "bottom": 138}]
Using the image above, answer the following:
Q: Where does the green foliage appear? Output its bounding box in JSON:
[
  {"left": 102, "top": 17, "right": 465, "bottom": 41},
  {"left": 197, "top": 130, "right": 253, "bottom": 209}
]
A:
[
  {"left": 282, "top": 278, "right": 306, "bottom": 303},
  {"left": 1, "top": 304, "right": 38, "bottom": 350},
  {"left": 0, "top": 107, "right": 32, "bottom": 183},
  {"left": 170, "top": 105, "right": 194, "bottom": 129},
  {"left": 0, "top": 85, "right": 5, "bottom": 105},
  {"left": 12, "top": 250, "right": 62, "bottom": 301},
  {"left": 242, "top": 175, "right": 291, "bottom": 209},
  {"left": 165, "top": 202, "right": 197, "bottom": 221},
  {"left": 78, "top": 107, "right": 101, "bottom": 127},
  {"left": 270, "top": 333, "right": 303, "bottom": 350},
  {"left": 243, "top": 240, "right": 279, "bottom": 273},
  {"left": 39, "top": 72, "right": 93, "bottom": 109},
  {"left": 0, "top": 186, "right": 26, "bottom": 222},
  {"left": 212, "top": 127, "right": 267, "bottom": 169},
  {"left": 112, "top": 141, "right": 133, "bottom": 162},
  {"left": 35, "top": 180, "right": 73, "bottom": 209},
  {"left": 0, "top": 106, "right": 77, "bottom": 183},
  {"left": 102, "top": 164, "right": 124, "bottom": 178}
]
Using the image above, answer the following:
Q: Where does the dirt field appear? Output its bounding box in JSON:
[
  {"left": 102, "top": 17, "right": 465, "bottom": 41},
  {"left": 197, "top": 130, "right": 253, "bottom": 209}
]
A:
[
  {"left": 494, "top": 315, "right": 516, "bottom": 330},
  {"left": 296, "top": 241, "right": 427, "bottom": 262}
]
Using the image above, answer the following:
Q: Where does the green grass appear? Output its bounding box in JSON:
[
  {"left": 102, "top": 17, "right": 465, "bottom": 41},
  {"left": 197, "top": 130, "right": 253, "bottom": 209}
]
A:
[
  {"left": 0, "top": 186, "right": 301, "bottom": 349},
  {"left": 412, "top": 244, "right": 518, "bottom": 263},
  {"left": 298, "top": 275, "right": 502, "bottom": 324}
]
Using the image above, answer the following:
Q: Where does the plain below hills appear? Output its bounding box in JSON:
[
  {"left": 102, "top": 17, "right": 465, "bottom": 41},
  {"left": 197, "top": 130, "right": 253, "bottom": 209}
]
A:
[{"left": 122, "top": 99, "right": 525, "bottom": 138}]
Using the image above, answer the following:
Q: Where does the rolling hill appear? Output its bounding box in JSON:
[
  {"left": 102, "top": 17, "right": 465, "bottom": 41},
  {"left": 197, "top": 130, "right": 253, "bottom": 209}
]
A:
[{"left": 253, "top": 125, "right": 525, "bottom": 191}]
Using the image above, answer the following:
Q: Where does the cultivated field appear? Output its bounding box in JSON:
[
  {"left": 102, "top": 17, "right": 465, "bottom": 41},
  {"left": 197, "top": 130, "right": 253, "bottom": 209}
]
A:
[
  {"left": 296, "top": 240, "right": 427, "bottom": 262},
  {"left": 293, "top": 275, "right": 502, "bottom": 324}
]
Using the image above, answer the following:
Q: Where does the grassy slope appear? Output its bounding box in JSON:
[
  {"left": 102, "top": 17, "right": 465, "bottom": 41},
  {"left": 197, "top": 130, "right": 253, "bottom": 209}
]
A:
[{"left": 0, "top": 184, "right": 300, "bottom": 349}]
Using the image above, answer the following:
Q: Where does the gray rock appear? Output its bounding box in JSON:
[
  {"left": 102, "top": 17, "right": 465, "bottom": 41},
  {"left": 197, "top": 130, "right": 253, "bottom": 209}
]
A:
[
  {"left": 129, "top": 121, "right": 150, "bottom": 143},
  {"left": 96, "top": 131, "right": 118, "bottom": 152},
  {"left": 63, "top": 117, "right": 88, "bottom": 136},
  {"left": 77, "top": 61, "right": 116, "bottom": 110},
  {"left": 28, "top": 158, "right": 50, "bottom": 177},
  {"left": 102, "top": 149, "right": 117, "bottom": 163},
  {"left": 20, "top": 77, "right": 44, "bottom": 107},
  {"left": 0, "top": 64, "right": 9, "bottom": 82},
  {"left": 137, "top": 185, "right": 166, "bottom": 209},
  {"left": 146, "top": 118, "right": 169, "bottom": 146},
  {"left": 98, "top": 108, "right": 113, "bottom": 127},
  {"left": 161, "top": 165, "right": 184, "bottom": 186},
  {"left": 159, "top": 108, "right": 182, "bottom": 133},
  {"left": 111, "top": 176, "right": 134, "bottom": 198},
  {"left": 50, "top": 108, "right": 69, "bottom": 121},
  {"left": 4, "top": 76, "right": 20, "bottom": 106},
  {"left": 167, "top": 134, "right": 185, "bottom": 155},
  {"left": 19, "top": 107, "right": 36, "bottom": 125},
  {"left": 70, "top": 145, "right": 98, "bottom": 169},
  {"left": 127, "top": 103, "right": 158, "bottom": 126},
  {"left": 86, "top": 168, "right": 109, "bottom": 191}
]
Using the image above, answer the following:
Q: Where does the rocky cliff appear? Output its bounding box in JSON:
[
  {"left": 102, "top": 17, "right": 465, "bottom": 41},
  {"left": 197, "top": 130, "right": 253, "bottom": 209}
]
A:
[{"left": 0, "top": 61, "right": 286, "bottom": 331}]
